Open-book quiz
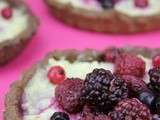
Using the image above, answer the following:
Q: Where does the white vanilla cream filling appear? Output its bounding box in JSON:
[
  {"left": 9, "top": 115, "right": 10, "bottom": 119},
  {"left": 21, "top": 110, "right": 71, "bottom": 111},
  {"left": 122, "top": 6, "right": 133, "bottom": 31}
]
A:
[
  {"left": 22, "top": 58, "right": 114, "bottom": 120},
  {"left": 22, "top": 55, "right": 152, "bottom": 120},
  {"left": 55, "top": 0, "right": 102, "bottom": 11},
  {"left": 0, "top": 1, "right": 28, "bottom": 42},
  {"left": 55, "top": 0, "right": 160, "bottom": 17},
  {"left": 115, "top": 0, "right": 160, "bottom": 17}
]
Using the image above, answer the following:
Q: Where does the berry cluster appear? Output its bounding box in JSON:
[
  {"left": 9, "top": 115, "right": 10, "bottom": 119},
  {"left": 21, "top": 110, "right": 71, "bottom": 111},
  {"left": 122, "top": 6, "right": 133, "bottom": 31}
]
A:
[
  {"left": 48, "top": 53, "right": 160, "bottom": 120},
  {"left": 96, "top": 0, "right": 149, "bottom": 9}
]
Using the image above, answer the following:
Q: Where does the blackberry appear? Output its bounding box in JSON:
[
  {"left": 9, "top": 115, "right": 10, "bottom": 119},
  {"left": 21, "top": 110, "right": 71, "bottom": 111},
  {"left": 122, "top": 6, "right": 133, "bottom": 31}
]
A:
[
  {"left": 109, "top": 98, "right": 152, "bottom": 120},
  {"left": 97, "top": 0, "right": 114, "bottom": 9},
  {"left": 81, "top": 69, "right": 128, "bottom": 112},
  {"left": 50, "top": 112, "right": 69, "bottom": 120},
  {"left": 148, "top": 68, "right": 160, "bottom": 94}
]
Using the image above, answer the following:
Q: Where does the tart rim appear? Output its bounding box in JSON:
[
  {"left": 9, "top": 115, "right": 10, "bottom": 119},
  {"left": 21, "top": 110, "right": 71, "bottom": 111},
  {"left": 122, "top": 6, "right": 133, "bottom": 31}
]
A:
[
  {"left": 45, "top": 0, "right": 160, "bottom": 33},
  {"left": 0, "top": 0, "right": 39, "bottom": 64}
]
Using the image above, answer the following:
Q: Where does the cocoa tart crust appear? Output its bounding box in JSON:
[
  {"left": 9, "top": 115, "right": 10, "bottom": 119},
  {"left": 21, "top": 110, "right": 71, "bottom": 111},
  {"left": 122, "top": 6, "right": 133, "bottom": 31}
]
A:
[
  {"left": 0, "top": 0, "right": 39, "bottom": 65},
  {"left": 45, "top": 0, "right": 160, "bottom": 34},
  {"left": 4, "top": 46, "right": 160, "bottom": 120}
]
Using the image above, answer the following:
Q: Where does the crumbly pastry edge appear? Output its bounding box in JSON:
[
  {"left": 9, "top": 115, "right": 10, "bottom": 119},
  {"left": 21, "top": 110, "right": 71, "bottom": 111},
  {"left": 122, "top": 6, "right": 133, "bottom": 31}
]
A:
[
  {"left": 4, "top": 46, "right": 160, "bottom": 120},
  {"left": 0, "top": 0, "right": 39, "bottom": 64},
  {"left": 45, "top": 0, "right": 160, "bottom": 34}
]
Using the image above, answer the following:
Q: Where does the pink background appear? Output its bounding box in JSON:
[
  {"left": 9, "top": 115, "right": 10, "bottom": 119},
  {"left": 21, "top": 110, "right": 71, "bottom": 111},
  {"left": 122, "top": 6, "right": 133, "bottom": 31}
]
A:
[{"left": 1, "top": 0, "right": 160, "bottom": 119}]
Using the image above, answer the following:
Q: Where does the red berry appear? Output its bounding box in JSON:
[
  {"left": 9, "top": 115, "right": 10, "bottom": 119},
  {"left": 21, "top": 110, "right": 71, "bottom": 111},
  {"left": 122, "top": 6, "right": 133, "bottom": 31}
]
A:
[
  {"left": 115, "top": 53, "right": 146, "bottom": 77},
  {"left": 134, "top": 0, "right": 148, "bottom": 8},
  {"left": 122, "top": 75, "right": 148, "bottom": 94},
  {"left": 103, "top": 47, "right": 123, "bottom": 63},
  {"left": 153, "top": 55, "right": 160, "bottom": 68},
  {"left": 55, "top": 78, "right": 84, "bottom": 113},
  {"left": 47, "top": 66, "right": 66, "bottom": 84},
  {"left": 81, "top": 105, "right": 111, "bottom": 120},
  {"left": 109, "top": 98, "right": 152, "bottom": 120},
  {"left": 1, "top": 7, "right": 13, "bottom": 19}
]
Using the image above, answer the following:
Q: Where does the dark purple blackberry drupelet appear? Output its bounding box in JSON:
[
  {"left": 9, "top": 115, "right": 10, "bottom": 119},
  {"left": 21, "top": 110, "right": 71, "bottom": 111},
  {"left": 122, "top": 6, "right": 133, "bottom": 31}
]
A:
[
  {"left": 55, "top": 78, "right": 84, "bottom": 113},
  {"left": 109, "top": 98, "right": 152, "bottom": 120},
  {"left": 97, "top": 0, "right": 114, "bottom": 9},
  {"left": 148, "top": 68, "right": 160, "bottom": 94},
  {"left": 50, "top": 112, "right": 70, "bottom": 120},
  {"left": 81, "top": 69, "right": 128, "bottom": 112},
  {"left": 115, "top": 53, "right": 146, "bottom": 77}
]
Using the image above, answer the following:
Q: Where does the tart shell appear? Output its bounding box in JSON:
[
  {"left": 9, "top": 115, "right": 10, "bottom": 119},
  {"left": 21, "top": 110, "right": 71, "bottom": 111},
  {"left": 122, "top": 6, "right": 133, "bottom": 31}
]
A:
[
  {"left": 45, "top": 0, "right": 160, "bottom": 34},
  {"left": 4, "top": 47, "right": 160, "bottom": 120},
  {"left": 0, "top": 0, "right": 39, "bottom": 65}
]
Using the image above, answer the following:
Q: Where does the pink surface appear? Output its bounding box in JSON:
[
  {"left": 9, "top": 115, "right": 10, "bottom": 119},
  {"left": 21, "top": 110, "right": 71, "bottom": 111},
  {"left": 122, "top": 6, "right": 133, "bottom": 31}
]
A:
[{"left": 1, "top": 0, "right": 160, "bottom": 119}]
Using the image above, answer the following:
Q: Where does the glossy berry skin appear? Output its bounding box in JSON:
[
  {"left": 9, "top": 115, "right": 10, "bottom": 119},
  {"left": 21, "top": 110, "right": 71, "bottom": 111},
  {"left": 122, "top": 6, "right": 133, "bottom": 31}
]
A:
[
  {"left": 50, "top": 112, "right": 70, "bottom": 120},
  {"left": 153, "top": 114, "right": 160, "bottom": 120},
  {"left": 1, "top": 7, "right": 13, "bottom": 19},
  {"left": 153, "top": 55, "right": 160, "bottom": 68},
  {"left": 134, "top": 0, "right": 148, "bottom": 8},
  {"left": 48, "top": 66, "right": 66, "bottom": 84},
  {"left": 138, "top": 91, "right": 156, "bottom": 111},
  {"left": 97, "top": 0, "right": 114, "bottom": 9}
]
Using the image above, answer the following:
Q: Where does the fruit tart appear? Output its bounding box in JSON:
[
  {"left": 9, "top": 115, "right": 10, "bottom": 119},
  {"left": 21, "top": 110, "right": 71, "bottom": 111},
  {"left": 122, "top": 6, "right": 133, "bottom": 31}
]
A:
[
  {"left": 5, "top": 47, "right": 160, "bottom": 120},
  {"left": 0, "top": 0, "right": 38, "bottom": 64},
  {"left": 45, "top": 0, "right": 160, "bottom": 33}
]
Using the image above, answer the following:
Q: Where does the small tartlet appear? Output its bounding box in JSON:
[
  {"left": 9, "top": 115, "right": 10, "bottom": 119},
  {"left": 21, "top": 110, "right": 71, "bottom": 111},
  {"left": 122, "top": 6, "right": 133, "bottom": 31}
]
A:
[
  {"left": 0, "top": 0, "right": 38, "bottom": 64},
  {"left": 45, "top": 0, "right": 160, "bottom": 33}
]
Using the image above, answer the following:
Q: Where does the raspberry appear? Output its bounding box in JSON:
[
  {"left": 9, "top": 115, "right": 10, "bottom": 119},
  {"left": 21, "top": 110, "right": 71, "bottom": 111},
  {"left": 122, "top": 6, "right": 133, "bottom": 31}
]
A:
[
  {"left": 153, "top": 55, "right": 160, "bottom": 68},
  {"left": 48, "top": 66, "right": 66, "bottom": 84},
  {"left": 148, "top": 68, "right": 160, "bottom": 93},
  {"left": 81, "top": 69, "right": 128, "bottom": 112},
  {"left": 122, "top": 75, "right": 148, "bottom": 95},
  {"left": 134, "top": 0, "right": 148, "bottom": 8},
  {"left": 109, "top": 98, "right": 152, "bottom": 120},
  {"left": 55, "top": 78, "right": 84, "bottom": 113},
  {"left": 103, "top": 47, "right": 123, "bottom": 63},
  {"left": 115, "top": 53, "right": 146, "bottom": 77},
  {"left": 81, "top": 106, "right": 111, "bottom": 120},
  {"left": 1, "top": 7, "right": 13, "bottom": 19}
]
